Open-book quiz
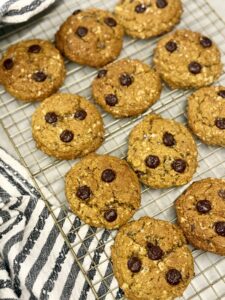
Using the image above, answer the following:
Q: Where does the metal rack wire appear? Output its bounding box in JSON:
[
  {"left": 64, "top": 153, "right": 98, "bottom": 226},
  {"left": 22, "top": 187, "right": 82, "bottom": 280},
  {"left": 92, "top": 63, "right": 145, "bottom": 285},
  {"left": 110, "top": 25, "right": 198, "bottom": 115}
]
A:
[{"left": 1, "top": 0, "right": 225, "bottom": 299}]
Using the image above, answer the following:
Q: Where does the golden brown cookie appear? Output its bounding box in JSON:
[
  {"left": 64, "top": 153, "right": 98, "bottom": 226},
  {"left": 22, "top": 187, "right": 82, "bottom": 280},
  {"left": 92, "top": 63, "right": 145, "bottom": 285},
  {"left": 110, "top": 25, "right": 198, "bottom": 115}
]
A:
[
  {"left": 188, "top": 86, "right": 225, "bottom": 147},
  {"left": 0, "top": 39, "right": 66, "bottom": 101},
  {"left": 32, "top": 93, "right": 104, "bottom": 160},
  {"left": 55, "top": 8, "right": 124, "bottom": 68},
  {"left": 92, "top": 59, "right": 162, "bottom": 118},
  {"left": 65, "top": 154, "right": 141, "bottom": 229},
  {"left": 176, "top": 178, "right": 225, "bottom": 256},
  {"left": 115, "top": 0, "right": 182, "bottom": 39},
  {"left": 111, "top": 217, "right": 194, "bottom": 300},
  {"left": 153, "top": 30, "right": 222, "bottom": 89},
  {"left": 127, "top": 114, "right": 198, "bottom": 188}
]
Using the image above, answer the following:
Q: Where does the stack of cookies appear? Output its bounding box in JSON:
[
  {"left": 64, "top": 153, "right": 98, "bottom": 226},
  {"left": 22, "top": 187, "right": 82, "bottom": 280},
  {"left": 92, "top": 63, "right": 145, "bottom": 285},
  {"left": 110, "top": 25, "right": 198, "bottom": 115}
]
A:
[{"left": 0, "top": 0, "right": 224, "bottom": 299}]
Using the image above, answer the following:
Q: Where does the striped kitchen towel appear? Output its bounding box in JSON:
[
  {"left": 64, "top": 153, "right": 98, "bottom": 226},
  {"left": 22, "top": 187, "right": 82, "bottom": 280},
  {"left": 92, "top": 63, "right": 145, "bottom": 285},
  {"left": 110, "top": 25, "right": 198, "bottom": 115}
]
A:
[
  {"left": 0, "top": 147, "right": 124, "bottom": 300},
  {"left": 0, "top": 0, "right": 56, "bottom": 24}
]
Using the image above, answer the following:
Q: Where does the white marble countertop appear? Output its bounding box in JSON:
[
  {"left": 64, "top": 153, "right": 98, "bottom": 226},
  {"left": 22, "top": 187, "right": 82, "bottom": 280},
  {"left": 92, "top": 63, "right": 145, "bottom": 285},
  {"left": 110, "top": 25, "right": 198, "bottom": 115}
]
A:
[{"left": 1, "top": 0, "right": 225, "bottom": 159}]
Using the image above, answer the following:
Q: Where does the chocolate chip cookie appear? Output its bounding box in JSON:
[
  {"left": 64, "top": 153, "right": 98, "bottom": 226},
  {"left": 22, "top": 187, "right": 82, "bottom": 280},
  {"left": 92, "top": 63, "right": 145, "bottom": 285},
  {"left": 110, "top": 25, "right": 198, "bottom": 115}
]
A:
[
  {"left": 115, "top": 0, "right": 182, "bottom": 39},
  {"left": 176, "top": 178, "right": 225, "bottom": 256},
  {"left": 55, "top": 8, "right": 124, "bottom": 68},
  {"left": 92, "top": 59, "right": 162, "bottom": 117},
  {"left": 0, "top": 39, "right": 66, "bottom": 101},
  {"left": 32, "top": 93, "right": 104, "bottom": 160},
  {"left": 188, "top": 86, "right": 225, "bottom": 147},
  {"left": 111, "top": 217, "right": 194, "bottom": 300},
  {"left": 127, "top": 114, "right": 198, "bottom": 189},
  {"left": 65, "top": 154, "right": 141, "bottom": 229},
  {"left": 153, "top": 30, "right": 222, "bottom": 89}
]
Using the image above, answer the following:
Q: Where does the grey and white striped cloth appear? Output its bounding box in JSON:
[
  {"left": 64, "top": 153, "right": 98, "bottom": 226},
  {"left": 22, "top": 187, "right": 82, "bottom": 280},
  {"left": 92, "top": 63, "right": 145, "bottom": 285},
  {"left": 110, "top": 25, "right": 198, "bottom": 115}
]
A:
[
  {"left": 0, "top": 147, "right": 124, "bottom": 300},
  {"left": 0, "top": 0, "right": 56, "bottom": 24}
]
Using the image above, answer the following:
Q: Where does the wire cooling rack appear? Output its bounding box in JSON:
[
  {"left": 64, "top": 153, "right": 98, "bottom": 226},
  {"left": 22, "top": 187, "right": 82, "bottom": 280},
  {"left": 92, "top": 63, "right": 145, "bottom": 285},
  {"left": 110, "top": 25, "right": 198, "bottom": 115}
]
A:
[{"left": 1, "top": 0, "right": 225, "bottom": 299}]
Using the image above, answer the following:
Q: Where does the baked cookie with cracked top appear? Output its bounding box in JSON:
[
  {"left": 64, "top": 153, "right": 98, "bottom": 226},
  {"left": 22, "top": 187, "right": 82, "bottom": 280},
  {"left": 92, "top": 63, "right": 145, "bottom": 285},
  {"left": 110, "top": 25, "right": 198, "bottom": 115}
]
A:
[
  {"left": 188, "top": 86, "right": 225, "bottom": 147},
  {"left": 0, "top": 39, "right": 66, "bottom": 101},
  {"left": 153, "top": 30, "right": 222, "bottom": 89},
  {"left": 176, "top": 178, "right": 225, "bottom": 256},
  {"left": 111, "top": 217, "right": 194, "bottom": 300},
  {"left": 115, "top": 0, "right": 182, "bottom": 39},
  {"left": 127, "top": 114, "right": 198, "bottom": 189},
  {"left": 65, "top": 154, "right": 141, "bottom": 229},
  {"left": 55, "top": 8, "right": 124, "bottom": 68},
  {"left": 32, "top": 93, "right": 104, "bottom": 160},
  {"left": 92, "top": 59, "right": 162, "bottom": 118}
]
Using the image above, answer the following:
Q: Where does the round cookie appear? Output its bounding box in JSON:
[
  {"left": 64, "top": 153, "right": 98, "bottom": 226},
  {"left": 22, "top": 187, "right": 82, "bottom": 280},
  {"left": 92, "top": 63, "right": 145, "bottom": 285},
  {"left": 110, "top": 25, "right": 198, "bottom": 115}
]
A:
[
  {"left": 127, "top": 114, "right": 198, "bottom": 189},
  {"left": 55, "top": 8, "right": 124, "bottom": 68},
  {"left": 92, "top": 59, "right": 162, "bottom": 118},
  {"left": 111, "top": 217, "right": 194, "bottom": 300},
  {"left": 188, "top": 86, "right": 225, "bottom": 147},
  {"left": 114, "top": 0, "right": 182, "bottom": 39},
  {"left": 0, "top": 39, "right": 66, "bottom": 101},
  {"left": 32, "top": 94, "right": 104, "bottom": 160},
  {"left": 65, "top": 154, "right": 141, "bottom": 229},
  {"left": 176, "top": 178, "right": 225, "bottom": 256},
  {"left": 153, "top": 30, "right": 222, "bottom": 89}
]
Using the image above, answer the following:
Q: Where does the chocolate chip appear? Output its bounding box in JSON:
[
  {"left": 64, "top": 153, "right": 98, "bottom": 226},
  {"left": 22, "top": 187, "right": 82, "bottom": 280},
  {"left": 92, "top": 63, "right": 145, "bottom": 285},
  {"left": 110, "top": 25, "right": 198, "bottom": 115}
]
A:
[
  {"left": 119, "top": 73, "right": 133, "bottom": 87},
  {"left": 196, "top": 200, "right": 212, "bottom": 214},
  {"left": 200, "top": 36, "right": 212, "bottom": 48},
  {"left": 97, "top": 69, "right": 107, "bottom": 78},
  {"left": 165, "top": 41, "right": 177, "bottom": 53},
  {"left": 76, "top": 185, "right": 91, "bottom": 200},
  {"left": 32, "top": 71, "right": 47, "bottom": 82},
  {"left": 215, "top": 118, "right": 225, "bottom": 129},
  {"left": 135, "top": 170, "right": 145, "bottom": 178},
  {"left": 147, "top": 243, "right": 163, "bottom": 260},
  {"left": 74, "top": 109, "right": 87, "bottom": 120},
  {"left": 127, "top": 256, "right": 142, "bottom": 273},
  {"left": 145, "top": 155, "right": 160, "bottom": 169},
  {"left": 104, "top": 17, "right": 117, "bottom": 27},
  {"left": 218, "top": 189, "right": 225, "bottom": 199},
  {"left": 60, "top": 130, "right": 74, "bottom": 142},
  {"left": 73, "top": 9, "right": 81, "bottom": 15},
  {"left": 214, "top": 221, "right": 225, "bottom": 236},
  {"left": 218, "top": 90, "right": 225, "bottom": 98},
  {"left": 135, "top": 4, "right": 146, "bottom": 13},
  {"left": 156, "top": 0, "right": 168, "bottom": 8},
  {"left": 101, "top": 169, "right": 116, "bottom": 183},
  {"left": 28, "top": 44, "right": 41, "bottom": 53},
  {"left": 3, "top": 58, "right": 13, "bottom": 70},
  {"left": 172, "top": 159, "right": 187, "bottom": 173},
  {"left": 104, "top": 209, "right": 117, "bottom": 222},
  {"left": 45, "top": 112, "right": 58, "bottom": 124},
  {"left": 188, "top": 62, "right": 202, "bottom": 74},
  {"left": 105, "top": 94, "right": 118, "bottom": 106},
  {"left": 166, "top": 269, "right": 182, "bottom": 285},
  {"left": 163, "top": 132, "right": 176, "bottom": 147},
  {"left": 76, "top": 26, "right": 88, "bottom": 38}
]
